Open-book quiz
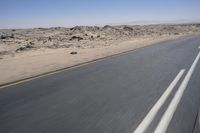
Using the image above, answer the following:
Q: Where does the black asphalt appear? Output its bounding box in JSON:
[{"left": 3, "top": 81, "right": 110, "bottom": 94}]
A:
[{"left": 0, "top": 35, "right": 200, "bottom": 133}]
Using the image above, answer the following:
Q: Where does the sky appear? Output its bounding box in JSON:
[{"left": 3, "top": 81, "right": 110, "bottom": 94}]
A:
[{"left": 0, "top": 0, "right": 200, "bottom": 28}]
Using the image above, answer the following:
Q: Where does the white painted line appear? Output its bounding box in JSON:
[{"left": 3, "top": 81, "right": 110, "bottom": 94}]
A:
[
  {"left": 133, "top": 69, "right": 185, "bottom": 133},
  {"left": 198, "top": 46, "right": 200, "bottom": 49},
  {"left": 155, "top": 51, "right": 200, "bottom": 133}
]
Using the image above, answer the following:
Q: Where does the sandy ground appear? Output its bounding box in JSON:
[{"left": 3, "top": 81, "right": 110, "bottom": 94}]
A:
[{"left": 0, "top": 35, "right": 185, "bottom": 85}]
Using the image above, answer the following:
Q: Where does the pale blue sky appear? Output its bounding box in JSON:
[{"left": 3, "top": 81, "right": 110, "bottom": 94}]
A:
[{"left": 0, "top": 0, "right": 200, "bottom": 28}]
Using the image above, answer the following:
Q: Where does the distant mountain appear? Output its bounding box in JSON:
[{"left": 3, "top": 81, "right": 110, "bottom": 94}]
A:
[{"left": 105, "top": 19, "right": 200, "bottom": 26}]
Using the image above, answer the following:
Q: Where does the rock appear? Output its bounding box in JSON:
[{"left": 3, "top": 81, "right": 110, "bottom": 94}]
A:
[
  {"left": 0, "top": 51, "right": 10, "bottom": 55},
  {"left": 123, "top": 26, "right": 133, "bottom": 31},
  {"left": 93, "top": 26, "right": 100, "bottom": 30},
  {"left": 48, "top": 37, "right": 52, "bottom": 41},
  {"left": 70, "top": 26, "right": 82, "bottom": 31},
  {"left": 0, "top": 34, "right": 14, "bottom": 39},
  {"left": 0, "top": 35, "right": 7, "bottom": 39},
  {"left": 16, "top": 43, "right": 36, "bottom": 52},
  {"left": 16, "top": 47, "right": 26, "bottom": 52},
  {"left": 174, "top": 32, "right": 179, "bottom": 35},
  {"left": 10, "top": 34, "right": 15, "bottom": 38},
  {"left": 70, "top": 52, "right": 77, "bottom": 55},
  {"left": 70, "top": 36, "right": 83, "bottom": 41},
  {"left": 29, "top": 42, "right": 35, "bottom": 45},
  {"left": 102, "top": 25, "right": 113, "bottom": 30},
  {"left": 70, "top": 26, "right": 100, "bottom": 31},
  {"left": 38, "top": 28, "right": 47, "bottom": 30},
  {"left": 25, "top": 42, "right": 36, "bottom": 49},
  {"left": 26, "top": 44, "right": 35, "bottom": 49},
  {"left": 195, "top": 24, "right": 200, "bottom": 27}
]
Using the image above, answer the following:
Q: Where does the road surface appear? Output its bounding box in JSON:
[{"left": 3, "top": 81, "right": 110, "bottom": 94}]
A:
[{"left": 0, "top": 35, "right": 200, "bottom": 133}]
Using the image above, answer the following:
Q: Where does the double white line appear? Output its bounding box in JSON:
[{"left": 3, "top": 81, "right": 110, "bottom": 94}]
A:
[{"left": 134, "top": 49, "right": 200, "bottom": 133}]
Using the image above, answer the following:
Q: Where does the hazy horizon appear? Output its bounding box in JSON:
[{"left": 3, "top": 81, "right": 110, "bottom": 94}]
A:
[
  {"left": 1, "top": 0, "right": 200, "bottom": 29},
  {"left": 1, "top": 19, "right": 200, "bottom": 30}
]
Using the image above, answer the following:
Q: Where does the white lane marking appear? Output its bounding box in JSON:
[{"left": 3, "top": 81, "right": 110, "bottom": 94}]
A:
[
  {"left": 133, "top": 70, "right": 185, "bottom": 133},
  {"left": 198, "top": 46, "right": 200, "bottom": 49},
  {"left": 155, "top": 51, "right": 200, "bottom": 133}
]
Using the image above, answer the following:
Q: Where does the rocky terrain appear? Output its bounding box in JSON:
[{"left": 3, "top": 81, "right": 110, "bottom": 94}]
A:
[{"left": 1, "top": 24, "right": 200, "bottom": 58}]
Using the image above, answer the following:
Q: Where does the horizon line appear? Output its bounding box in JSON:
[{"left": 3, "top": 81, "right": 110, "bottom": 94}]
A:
[{"left": 1, "top": 19, "right": 200, "bottom": 30}]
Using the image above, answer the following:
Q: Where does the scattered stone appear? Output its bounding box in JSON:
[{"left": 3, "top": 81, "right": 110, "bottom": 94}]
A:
[
  {"left": 123, "top": 26, "right": 133, "bottom": 31},
  {"left": 48, "top": 37, "right": 52, "bottom": 41},
  {"left": 70, "top": 26, "right": 100, "bottom": 31},
  {"left": 70, "top": 26, "right": 82, "bottom": 31},
  {"left": 23, "top": 42, "right": 36, "bottom": 49},
  {"left": 29, "top": 42, "right": 35, "bottom": 45},
  {"left": 68, "top": 32, "right": 73, "bottom": 35},
  {"left": 93, "top": 26, "right": 100, "bottom": 30},
  {"left": 70, "top": 36, "right": 83, "bottom": 41},
  {"left": 0, "top": 34, "right": 14, "bottom": 39},
  {"left": 16, "top": 46, "right": 26, "bottom": 52},
  {"left": 102, "top": 25, "right": 113, "bottom": 30},
  {"left": 196, "top": 24, "right": 200, "bottom": 27},
  {"left": 10, "top": 34, "right": 15, "bottom": 38},
  {"left": 38, "top": 28, "right": 47, "bottom": 30},
  {"left": 51, "top": 27, "right": 62, "bottom": 30},
  {"left": 0, "top": 35, "right": 7, "bottom": 39},
  {"left": 174, "top": 33, "right": 179, "bottom": 35},
  {"left": 43, "top": 40, "right": 47, "bottom": 44},
  {"left": 26, "top": 44, "right": 35, "bottom": 49},
  {"left": 16, "top": 43, "right": 36, "bottom": 52},
  {"left": 0, "top": 51, "right": 10, "bottom": 55},
  {"left": 70, "top": 51, "right": 77, "bottom": 55}
]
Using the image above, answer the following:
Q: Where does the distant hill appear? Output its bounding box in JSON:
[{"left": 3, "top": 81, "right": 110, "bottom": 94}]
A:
[{"left": 105, "top": 19, "right": 200, "bottom": 26}]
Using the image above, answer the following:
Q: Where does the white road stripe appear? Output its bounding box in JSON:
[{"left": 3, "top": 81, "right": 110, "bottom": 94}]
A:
[
  {"left": 133, "top": 69, "right": 185, "bottom": 133},
  {"left": 155, "top": 51, "right": 200, "bottom": 133}
]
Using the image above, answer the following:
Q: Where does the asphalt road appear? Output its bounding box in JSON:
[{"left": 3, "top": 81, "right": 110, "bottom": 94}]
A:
[{"left": 0, "top": 35, "right": 200, "bottom": 133}]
